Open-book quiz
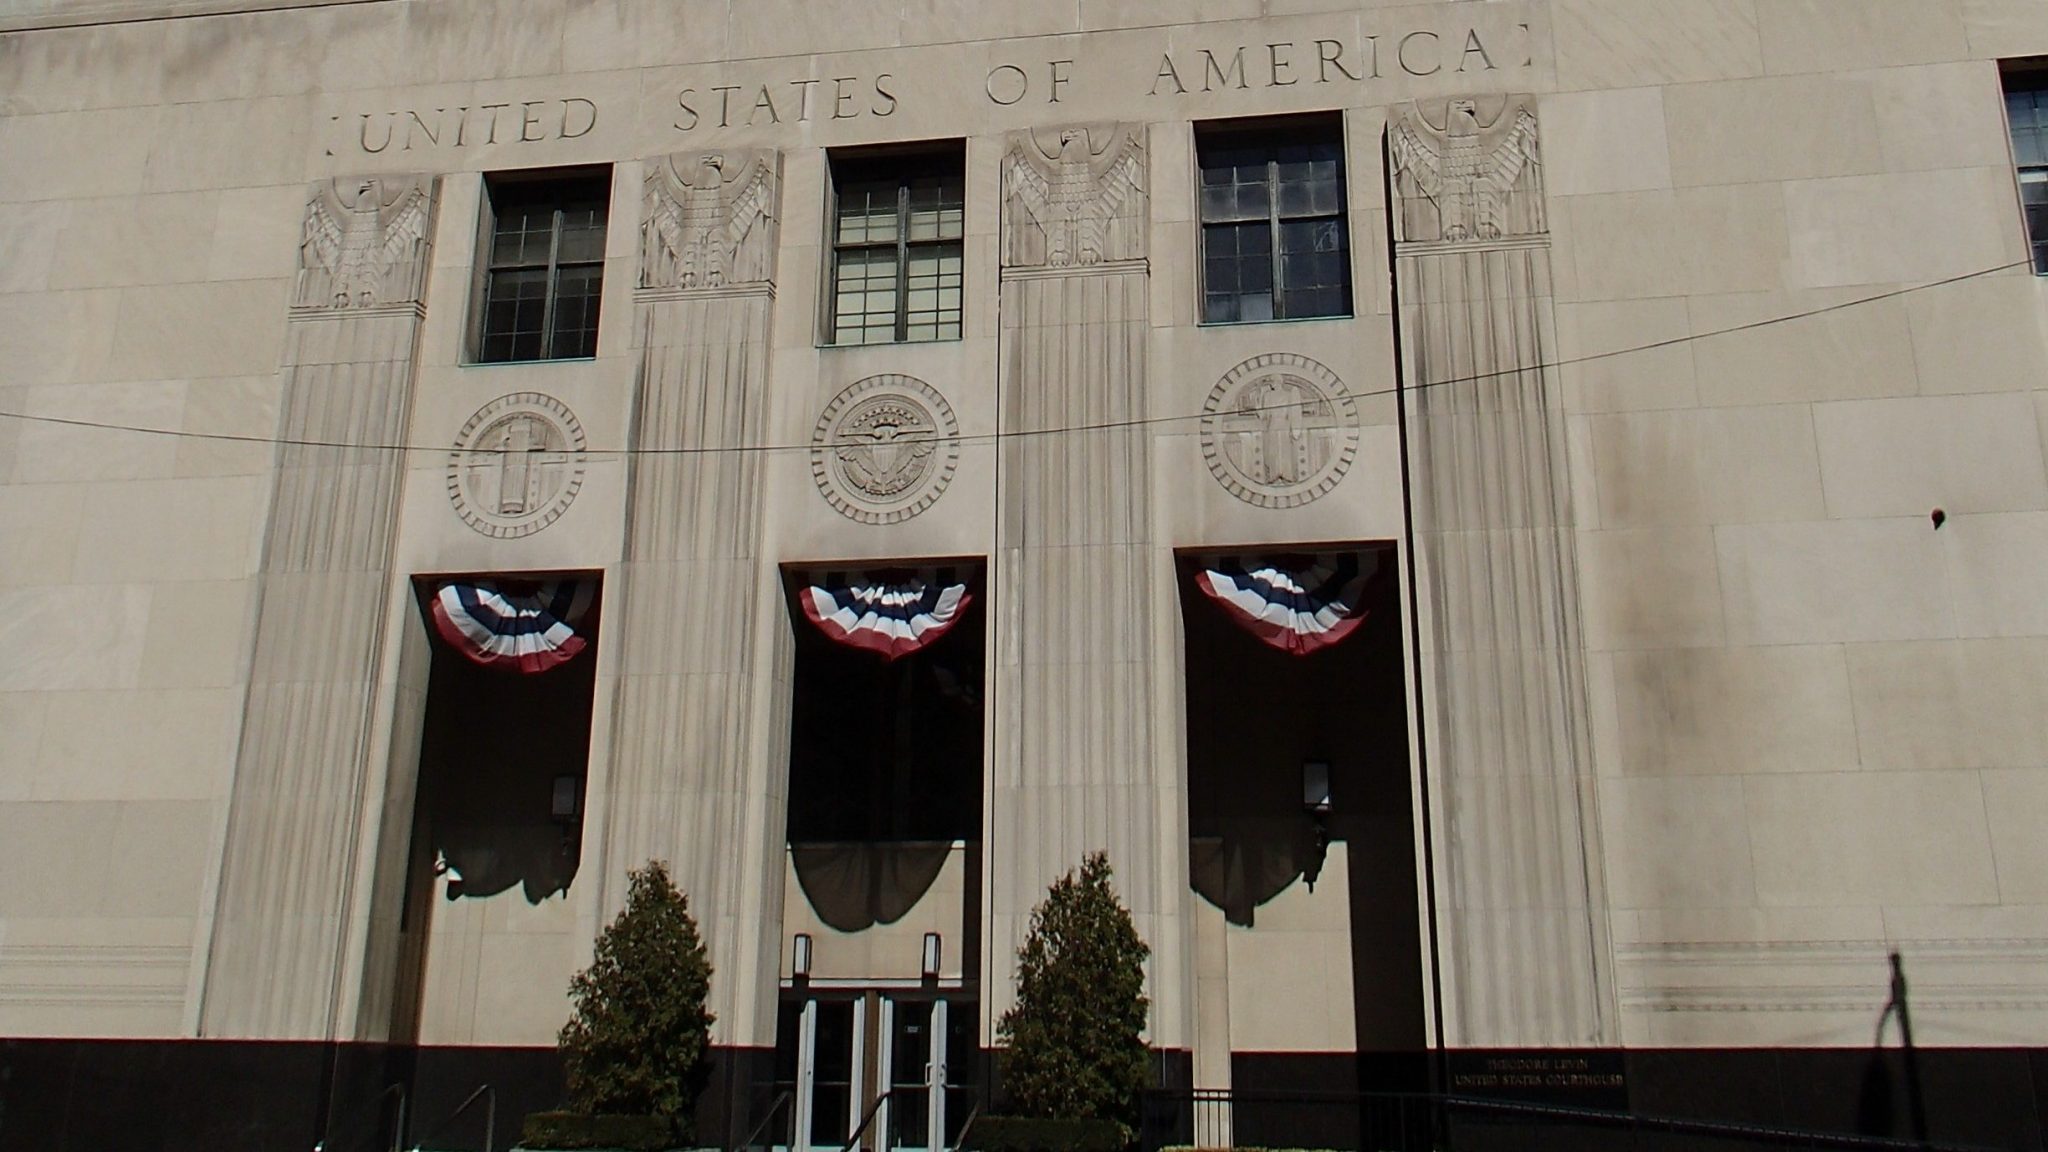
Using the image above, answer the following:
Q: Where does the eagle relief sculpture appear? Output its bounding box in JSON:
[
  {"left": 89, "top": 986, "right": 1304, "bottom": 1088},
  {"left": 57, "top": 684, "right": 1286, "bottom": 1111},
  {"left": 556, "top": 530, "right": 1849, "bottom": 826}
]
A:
[
  {"left": 1389, "top": 96, "right": 1544, "bottom": 245},
  {"left": 295, "top": 175, "right": 434, "bottom": 310},
  {"left": 641, "top": 150, "right": 779, "bottom": 290},
  {"left": 1002, "top": 124, "right": 1147, "bottom": 268}
]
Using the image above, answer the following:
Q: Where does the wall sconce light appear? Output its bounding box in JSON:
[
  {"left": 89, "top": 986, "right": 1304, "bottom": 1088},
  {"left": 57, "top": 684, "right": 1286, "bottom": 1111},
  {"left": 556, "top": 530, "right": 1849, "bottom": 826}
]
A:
[
  {"left": 551, "top": 775, "right": 581, "bottom": 822},
  {"left": 922, "top": 932, "right": 943, "bottom": 980},
  {"left": 1302, "top": 760, "right": 1333, "bottom": 892},
  {"left": 792, "top": 933, "right": 813, "bottom": 980}
]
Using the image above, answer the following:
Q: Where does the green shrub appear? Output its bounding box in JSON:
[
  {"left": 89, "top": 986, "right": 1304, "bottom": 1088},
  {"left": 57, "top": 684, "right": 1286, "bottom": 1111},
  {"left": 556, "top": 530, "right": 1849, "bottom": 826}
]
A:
[
  {"left": 996, "top": 851, "right": 1151, "bottom": 1126},
  {"left": 963, "top": 1114, "right": 1128, "bottom": 1152},
  {"left": 519, "top": 1110, "right": 674, "bottom": 1150},
  {"left": 556, "top": 860, "right": 715, "bottom": 1139}
]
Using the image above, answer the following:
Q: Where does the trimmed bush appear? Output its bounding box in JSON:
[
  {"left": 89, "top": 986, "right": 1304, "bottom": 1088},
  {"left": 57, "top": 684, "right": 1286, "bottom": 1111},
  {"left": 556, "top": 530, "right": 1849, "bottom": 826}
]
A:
[
  {"left": 556, "top": 860, "right": 715, "bottom": 1139},
  {"left": 519, "top": 1110, "right": 673, "bottom": 1151},
  {"left": 996, "top": 851, "right": 1151, "bottom": 1127},
  {"left": 964, "top": 1114, "right": 1128, "bottom": 1152}
]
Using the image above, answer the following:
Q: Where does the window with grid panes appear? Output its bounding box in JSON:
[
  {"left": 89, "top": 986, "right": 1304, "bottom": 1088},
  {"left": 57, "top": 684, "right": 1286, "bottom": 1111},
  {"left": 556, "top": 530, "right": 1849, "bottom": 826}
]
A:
[
  {"left": 476, "top": 171, "right": 609, "bottom": 362},
  {"left": 2004, "top": 66, "right": 2048, "bottom": 274},
  {"left": 828, "top": 148, "right": 964, "bottom": 344},
  {"left": 1197, "top": 118, "right": 1351, "bottom": 324}
]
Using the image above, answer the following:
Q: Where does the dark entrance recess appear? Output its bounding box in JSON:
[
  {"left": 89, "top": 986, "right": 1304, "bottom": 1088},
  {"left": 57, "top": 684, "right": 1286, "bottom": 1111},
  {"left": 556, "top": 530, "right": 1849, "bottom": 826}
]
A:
[
  {"left": 386, "top": 575, "right": 602, "bottom": 1044},
  {"left": 1176, "top": 544, "right": 1428, "bottom": 1087},
  {"left": 778, "top": 562, "right": 985, "bottom": 933}
]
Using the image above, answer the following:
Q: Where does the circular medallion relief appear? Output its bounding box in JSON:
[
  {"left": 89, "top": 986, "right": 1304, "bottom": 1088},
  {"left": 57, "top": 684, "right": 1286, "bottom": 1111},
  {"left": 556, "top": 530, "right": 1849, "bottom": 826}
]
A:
[
  {"left": 810, "top": 374, "right": 960, "bottom": 525},
  {"left": 446, "top": 392, "right": 588, "bottom": 539},
  {"left": 1199, "top": 353, "right": 1360, "bottom": 509}
]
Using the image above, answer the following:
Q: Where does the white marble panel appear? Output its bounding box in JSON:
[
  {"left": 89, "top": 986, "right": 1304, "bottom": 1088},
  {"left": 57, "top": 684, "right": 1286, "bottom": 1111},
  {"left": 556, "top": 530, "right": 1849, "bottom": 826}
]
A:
[
  {"left": 1716, "top": 519, "right": 1952, "bottom": 645},
  {"left": 1600, "top": 776, "right": 1757, "bottom": 909},
  {"left": 1689, "top": 288, "right": 1918, "bottom": 406},
  {"left": 1664, "top": 73, "right": 1883, "bottom": 186},
  {"left": 0, "top": 583, "right": 149, "bottom": 692},
  {"left": 70, "top": 476, "right": 267, "bottom": 583},
  {"left": 1551, "top": 0, "right": 1764, "bottom": 89},
  {"left": 1981, "top": 768, "right": 2048, "bottom": 903},
  {"left": 1814, "top": 394, "right": 2047, "bottom": 519},
  {"left": 1530, "top": 87, "right": 1672, "bottom": 196},
  {"left": 1611, "top": 644, "right": 1858, "bottom": 776},
  {"left": 1578, "top": 527, "right": 1727, "bottom": 651},
  {"left": 1846, "top": 638, "right": 2048, "bottom": 772},
  {"left": 1784, "top": 167, "right": 2018, "bottom": 290},
  {"left": 47, "top": 192, "right": 217, "bottom": 290},
  {"left": 1755, "top": 0, "right": 1970, "bottom": 73},
  {"left": 1589, "top": 405, "right": 1825, "bottom": 527},
  {"left": 0, "top": 482, "right": 83, "bottom": 585},
  {"left": 13, "top": 381, "right": 186, "bottom": 484},
  {"left": 32, "top": 689, "right": 238, "bottom": 801},
  {"left": 1744, "top": 771, "right": 1998, "bottom": 906},
  {"left": 1942, "top": 511, "right": 2048, "bottom": 639}
]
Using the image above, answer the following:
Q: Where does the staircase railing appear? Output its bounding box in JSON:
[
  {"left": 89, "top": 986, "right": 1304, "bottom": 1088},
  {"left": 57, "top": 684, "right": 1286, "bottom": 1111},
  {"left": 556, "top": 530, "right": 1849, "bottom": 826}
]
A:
[{"left": 409, "top": 1083, "right": 495, "bottom": 1152}]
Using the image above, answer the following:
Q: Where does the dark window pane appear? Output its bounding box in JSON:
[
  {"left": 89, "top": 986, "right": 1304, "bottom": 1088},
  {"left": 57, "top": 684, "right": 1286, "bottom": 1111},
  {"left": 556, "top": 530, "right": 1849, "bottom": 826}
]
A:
[
  {"left": 826, "top": 149, "right": 964, "bottom": 343},
  {"left": 1195, "top": 119, "right": 1348, "bottom": 322},
  {"left": 479, "top": 175, "right": 612, "bottom": 361}
]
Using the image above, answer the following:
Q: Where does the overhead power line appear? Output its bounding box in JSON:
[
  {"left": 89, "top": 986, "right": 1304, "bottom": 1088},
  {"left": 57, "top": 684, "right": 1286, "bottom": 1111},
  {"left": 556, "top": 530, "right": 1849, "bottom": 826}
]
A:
[{"left": 0, "top": 258, "right": 2027, "bottom": 459}]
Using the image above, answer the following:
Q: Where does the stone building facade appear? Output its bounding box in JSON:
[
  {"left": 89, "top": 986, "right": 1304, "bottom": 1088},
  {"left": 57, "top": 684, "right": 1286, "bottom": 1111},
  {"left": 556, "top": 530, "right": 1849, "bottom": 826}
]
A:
[{"left": 1, "top": 0, "right": 2046, "bottom": 1148}]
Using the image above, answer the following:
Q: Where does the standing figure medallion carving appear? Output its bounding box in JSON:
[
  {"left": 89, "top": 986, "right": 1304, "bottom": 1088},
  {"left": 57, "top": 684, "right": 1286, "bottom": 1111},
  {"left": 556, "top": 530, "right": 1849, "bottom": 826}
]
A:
[
  {"left": 1200, "top": 353, "right": 1359, "bottom": 509},
  {"left": 295, "top": 175, "right": 435, "bottom": 309},
  {"left": 1001, "top": 123, "right": 1147, "bottom": 268},
  {"left": 811, "top": 374, "right": 960, "bottom": 525},
  {"left": 1388, "top": 96, "right": 1544, "bottom": 244},
  {"left": 447, "top": 392, "right": 589, "bottom": 539},
  {"left": 641, "top": 150, "right": 779, "bottom": 289}
]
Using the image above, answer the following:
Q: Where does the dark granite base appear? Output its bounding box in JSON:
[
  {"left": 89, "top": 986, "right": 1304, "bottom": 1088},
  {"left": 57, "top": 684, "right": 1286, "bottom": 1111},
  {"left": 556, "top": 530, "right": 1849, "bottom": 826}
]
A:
[{"left": 2, "top": 1040, "right": 2042, "bottom": 1151}]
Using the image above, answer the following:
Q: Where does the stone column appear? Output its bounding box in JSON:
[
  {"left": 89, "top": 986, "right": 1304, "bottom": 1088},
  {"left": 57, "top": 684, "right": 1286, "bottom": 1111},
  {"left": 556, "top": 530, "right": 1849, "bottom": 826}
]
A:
[
  {"left": 599, "top": 151, "right": 783, "bottom": 1043},
  {"left": 1388, "top": 97, "right": 1617, "bottom": 1047},
  {"left": 201, "top": 175, "right": 438, "bottom": 1039},
  {"left": 991, "top": 125, "right": 1175, "bottom": 1028}
]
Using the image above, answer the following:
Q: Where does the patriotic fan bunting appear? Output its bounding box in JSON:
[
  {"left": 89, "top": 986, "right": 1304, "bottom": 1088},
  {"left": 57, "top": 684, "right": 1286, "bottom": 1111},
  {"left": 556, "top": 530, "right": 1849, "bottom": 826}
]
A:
[
  {"left": 428, "top": 580, "right": 595, "bottom": 673},
  {"left": 1195, "top": 553, "right": 1375, "bottom": 656},
  {"left": 800, "top": 572, "right": 972, "bottom": 661}
]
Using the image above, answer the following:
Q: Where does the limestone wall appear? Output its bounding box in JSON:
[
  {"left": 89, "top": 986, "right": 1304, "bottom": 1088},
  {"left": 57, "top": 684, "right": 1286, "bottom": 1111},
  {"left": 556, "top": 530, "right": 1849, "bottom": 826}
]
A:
[{"left": 0, "top": 0, "right": 2044, "bottom": 1054}]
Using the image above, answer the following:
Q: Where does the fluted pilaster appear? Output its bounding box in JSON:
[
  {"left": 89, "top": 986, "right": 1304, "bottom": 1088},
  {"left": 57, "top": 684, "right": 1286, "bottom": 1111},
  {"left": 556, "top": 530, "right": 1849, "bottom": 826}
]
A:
[
  {"left": 202, "top": 176, "right": 437, "bottom": 1039},
  {"left": 991, "top": 124, "right": 1171, "bottom": 1026},
  {"left": 599, "top": 151, "right": 783, "bottom": 1044},
  {"left": 1389, "top": 97, "right": 1616, "bottom": 1047}
]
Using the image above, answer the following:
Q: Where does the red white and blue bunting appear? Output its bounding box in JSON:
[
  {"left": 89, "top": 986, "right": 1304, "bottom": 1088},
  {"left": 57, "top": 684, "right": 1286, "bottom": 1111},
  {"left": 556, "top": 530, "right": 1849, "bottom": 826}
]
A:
[
  {"left": 1194, "top": 552, "right": 1376, "bottom": 657},
  {"left": 428, "top": 579, "right": 595, "bottom": 674},
  {"left": 798, "top": 570, "right": 972, "bottom": 661}
]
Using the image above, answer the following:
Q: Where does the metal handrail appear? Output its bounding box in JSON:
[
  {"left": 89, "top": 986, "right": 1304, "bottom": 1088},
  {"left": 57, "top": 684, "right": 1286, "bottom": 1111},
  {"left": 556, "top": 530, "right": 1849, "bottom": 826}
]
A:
[
  {"left": 944, "top": 1094, "right": 983, "bottom": 1152},
  {"left": 410, "top": 1083, "right": 496, "bottom": 1152},
  {"left": 315, "top": 1082, "right": 407, "bottom": 1152},
  {"left": 732, "top": 1090, "right": 795, "bottom": 1152},
  {"left": 839, "top": 1085, "right": 907, "bottom": 1152}
]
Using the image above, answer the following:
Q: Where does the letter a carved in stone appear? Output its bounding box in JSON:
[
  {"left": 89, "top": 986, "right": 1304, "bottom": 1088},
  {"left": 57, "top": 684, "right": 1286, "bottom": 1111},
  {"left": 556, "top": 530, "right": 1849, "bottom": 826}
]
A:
[
  {"left": 1388, "top": 96, "right": 1544, "bottom": 245},
  {"left": 294, "top": 174, "right": 436, "bottom": 310},
  {"left": 1001, "top": 123, "right": 1147, "bottom": 268},
  {"left": 641, "top": 150, "right": 780, "bottom": 290}
]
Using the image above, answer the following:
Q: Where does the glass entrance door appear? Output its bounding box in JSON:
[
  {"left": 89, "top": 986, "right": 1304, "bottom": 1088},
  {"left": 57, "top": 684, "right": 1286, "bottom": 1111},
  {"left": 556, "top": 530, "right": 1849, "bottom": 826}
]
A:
[
  {"left": 877, "top": 998, "right": 945, "bottom": 1152},
  {"left": 785, "top": 993, "right": 964, "bottom": 1152}
]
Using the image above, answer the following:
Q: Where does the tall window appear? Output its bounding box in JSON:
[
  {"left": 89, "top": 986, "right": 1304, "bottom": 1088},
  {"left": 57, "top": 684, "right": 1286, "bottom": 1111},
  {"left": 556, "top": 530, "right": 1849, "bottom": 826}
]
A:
[
  {"left": 1197, "top": 116, "right": 1351, "bottom": 324},
  {"left": 2003, "top": 66, "right": 2048, "bottom": 274},
  {"left": 476, "top": 170, "right": 609, "bottom": 362},
  {"left": 827, "top": 146, "right": 964, "bottom": 345}
]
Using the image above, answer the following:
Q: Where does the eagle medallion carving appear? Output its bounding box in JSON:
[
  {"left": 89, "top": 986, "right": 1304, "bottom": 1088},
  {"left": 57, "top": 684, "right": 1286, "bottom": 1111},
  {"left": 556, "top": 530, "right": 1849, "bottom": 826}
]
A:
[
  {"left": 295, "top": 175, "right": 436, "bottom": 310},
  {"left": 1389, "top": 96, "right": 1545, "bottom": 245},
  {"left": 1001, "top": 123, "right": 1148, "bottom": 268},
  {"left": 641, "top": 150, "right": 780, "bottom": 289}
]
